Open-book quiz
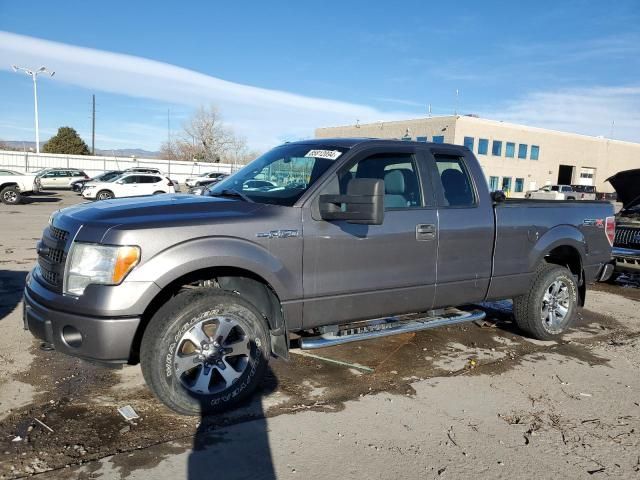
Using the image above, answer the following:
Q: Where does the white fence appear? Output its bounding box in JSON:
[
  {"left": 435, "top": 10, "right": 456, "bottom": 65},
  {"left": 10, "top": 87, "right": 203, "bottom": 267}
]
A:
[{"left": 0, "top": 150, "right": 240, "bottom": 183}]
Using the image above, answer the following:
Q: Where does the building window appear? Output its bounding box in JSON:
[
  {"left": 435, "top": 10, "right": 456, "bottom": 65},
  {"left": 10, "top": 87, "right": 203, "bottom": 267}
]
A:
[
  {"left": 506, "top": 142, "right": 515, "bottom": 158},
  {"left": 416, "top": 136, "right": 428, "bottom": 142},
  {"left": 489, "top": 176, "right": 499, "bottom": 191},
  {"left": 518, "top": 144, "right": 528, "bottom": 159},
  {"left": 463, "top": 136, "right": 474, "bottom": 151},
  {"left": 502, "top": 177, "right": 512, "bottom": 192},
  {"left": 515, "top": 178, "right": 524, "bottom": 192},
  {"left": 530, "top": 145, "right": 539, "bottom": 160},
  {"left": 432, "top": 135, "right": 444, "bottom": 143},
  {"left": 478, "top": 138, "right": 489, "bottom": 155},
  {"left": 492, "top": 140, "right": 502, "bottom": 156}
]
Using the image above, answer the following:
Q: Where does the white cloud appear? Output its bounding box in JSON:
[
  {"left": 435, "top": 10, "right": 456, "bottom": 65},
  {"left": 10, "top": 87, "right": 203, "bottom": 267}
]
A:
[
  {"left": 0, "top": 31, "right": 411, "bottom": 149},
  {"left": 483, "top": 86, "right": 640, "bottom": 142}
]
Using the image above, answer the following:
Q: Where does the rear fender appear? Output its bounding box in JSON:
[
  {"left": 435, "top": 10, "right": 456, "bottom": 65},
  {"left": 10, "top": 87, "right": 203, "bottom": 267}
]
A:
[{"left": 528, "top": 225, "right": 587, "bottom": 273}]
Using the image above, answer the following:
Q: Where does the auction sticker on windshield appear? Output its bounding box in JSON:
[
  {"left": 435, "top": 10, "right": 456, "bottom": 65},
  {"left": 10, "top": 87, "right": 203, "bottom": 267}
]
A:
[{"left": 305, "top": 149, "right": 343, "bottom": 160}]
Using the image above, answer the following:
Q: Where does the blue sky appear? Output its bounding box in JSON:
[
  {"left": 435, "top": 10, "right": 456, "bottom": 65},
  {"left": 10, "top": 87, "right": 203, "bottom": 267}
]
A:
[{"left": 1, "top": 0, "right": 639, "bottom": 151}]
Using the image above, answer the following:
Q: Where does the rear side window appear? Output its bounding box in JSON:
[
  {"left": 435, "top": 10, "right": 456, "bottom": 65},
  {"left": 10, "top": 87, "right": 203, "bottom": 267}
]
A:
[{"left": 434, "top": 154, "right": 476, "bottom": 207}]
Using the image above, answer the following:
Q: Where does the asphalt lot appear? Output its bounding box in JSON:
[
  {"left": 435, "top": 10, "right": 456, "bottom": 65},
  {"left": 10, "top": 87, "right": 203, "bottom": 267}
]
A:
[{"left": 1, "top": 191, "right": 639, "bottom": 479}]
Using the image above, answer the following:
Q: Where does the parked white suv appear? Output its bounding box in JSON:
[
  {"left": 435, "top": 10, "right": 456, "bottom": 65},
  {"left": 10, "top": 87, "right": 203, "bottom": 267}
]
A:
[
  {"left": 0, "top": 169, "right": 40, "bottom": 204},
  {"left": 82, "top": 173, "right": 176, "bottom": 200}
]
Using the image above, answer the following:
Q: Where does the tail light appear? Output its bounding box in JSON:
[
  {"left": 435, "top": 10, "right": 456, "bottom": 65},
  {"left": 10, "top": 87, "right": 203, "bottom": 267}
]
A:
[{"left": 605, "top": 216, "right": 615, "bottom": 246}]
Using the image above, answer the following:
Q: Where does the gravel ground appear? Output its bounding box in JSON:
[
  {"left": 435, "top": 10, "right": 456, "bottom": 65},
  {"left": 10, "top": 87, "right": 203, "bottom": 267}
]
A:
[{"left": 0, "top": 191, "right": 639, "bottom": 480}]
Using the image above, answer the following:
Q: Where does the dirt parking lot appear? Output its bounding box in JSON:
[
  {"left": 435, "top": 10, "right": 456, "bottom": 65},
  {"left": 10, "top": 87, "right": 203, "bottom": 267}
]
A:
[{"left": 1, "top": 191, "right": 639, "bottom": 479}]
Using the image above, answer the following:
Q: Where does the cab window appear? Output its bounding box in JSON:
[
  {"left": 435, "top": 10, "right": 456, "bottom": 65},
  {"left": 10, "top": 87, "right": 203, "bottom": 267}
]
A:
[
  {"left": 335, "top": 153, "right": 422, "bottom": 209},
  {"left": 433, "top": 154, "right": 476, "bottom": 207}
]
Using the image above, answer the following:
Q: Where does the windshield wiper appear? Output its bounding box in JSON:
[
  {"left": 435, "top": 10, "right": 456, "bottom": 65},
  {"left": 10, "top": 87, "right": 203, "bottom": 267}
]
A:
[{"left": 210, "top": 188, "right": 254, "bottom": 203}]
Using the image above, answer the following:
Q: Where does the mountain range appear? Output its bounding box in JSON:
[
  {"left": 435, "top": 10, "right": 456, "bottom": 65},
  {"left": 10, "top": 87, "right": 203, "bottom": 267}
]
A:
[{"left": 0, "top": 140, "right": 161, "bottom": 158}]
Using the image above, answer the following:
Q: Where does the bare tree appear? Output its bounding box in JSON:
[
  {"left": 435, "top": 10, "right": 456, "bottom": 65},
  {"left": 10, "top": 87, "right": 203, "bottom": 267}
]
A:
[{"left": 159, "top": 105, "right": 249, "bottom": 163}]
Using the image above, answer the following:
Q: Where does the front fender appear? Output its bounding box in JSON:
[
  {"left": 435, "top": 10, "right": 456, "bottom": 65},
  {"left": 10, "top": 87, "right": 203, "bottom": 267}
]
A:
[
  {"left": 126, "top": 236, "right": 299, "bottom": 301},
  {"left": 528, "top": 224, "right": 586, "bottom": 272}
]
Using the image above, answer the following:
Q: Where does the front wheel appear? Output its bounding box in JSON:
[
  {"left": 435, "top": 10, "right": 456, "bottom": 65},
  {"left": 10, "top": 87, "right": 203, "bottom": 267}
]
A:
[
  {"left": 513, "top": 264, "right": 578, "bottom": 340},
  {"left": 96, "top": 190, "right": 114, "bottom": 200},
  {"left": 1, "top": 186, "right": 22, "bottom": 205},
  {"left": 140, "top": 289, "right": 270, "bottom": 416}
]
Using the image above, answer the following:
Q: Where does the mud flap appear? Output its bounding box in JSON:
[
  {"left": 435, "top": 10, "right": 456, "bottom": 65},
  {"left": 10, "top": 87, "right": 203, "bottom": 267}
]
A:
[{"left": 270, "top": 329, "right": 289, "bottom": 360}]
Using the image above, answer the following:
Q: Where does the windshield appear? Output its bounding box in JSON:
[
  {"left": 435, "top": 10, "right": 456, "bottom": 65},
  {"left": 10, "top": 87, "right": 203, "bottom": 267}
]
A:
[{"left": 208, "top": 144, "right": 347, "bottom": 206}]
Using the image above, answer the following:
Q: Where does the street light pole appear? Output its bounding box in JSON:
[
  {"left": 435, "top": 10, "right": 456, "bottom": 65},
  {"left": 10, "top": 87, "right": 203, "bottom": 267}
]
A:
[{"left": 12, "top": 65, "right": 55, "bottom": 154}]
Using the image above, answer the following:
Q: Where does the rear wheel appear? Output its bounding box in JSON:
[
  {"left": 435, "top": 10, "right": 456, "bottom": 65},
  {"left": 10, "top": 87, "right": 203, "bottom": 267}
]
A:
[
  {"left": 96, "top": 190, "right": 114, "bottom": 200},
  {"left": 1, "top": 186, "right": 22, "bottom": 205},
  {"left": 153, "top": 190, "right": 165, "bottom": 195},
  {"left": 513, "top": 264, "right": 578, "bottom": 340},
  {"left": 140, "top": 289, "right": 270, "bottom": 416}
]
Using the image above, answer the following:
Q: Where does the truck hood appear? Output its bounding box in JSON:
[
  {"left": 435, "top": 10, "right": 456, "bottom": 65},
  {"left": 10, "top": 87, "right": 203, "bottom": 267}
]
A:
[
  {"left": 55, "top": 194, "right": 265, "bottom": 228},
  {"left": 606, "top": 169, "right": 640, "bottom": 210}
]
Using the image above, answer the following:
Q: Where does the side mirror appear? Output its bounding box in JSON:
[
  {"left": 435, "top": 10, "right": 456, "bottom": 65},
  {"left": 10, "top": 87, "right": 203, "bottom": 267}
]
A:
[
  {"left": 491, "top": 190, "right": 506, "bottom": 203},
  {"left": 116, "top": 180, "right": 125, "bottom": 184},
  {"left": 319, "top": 178, "right": 384, "bottom": 225}
]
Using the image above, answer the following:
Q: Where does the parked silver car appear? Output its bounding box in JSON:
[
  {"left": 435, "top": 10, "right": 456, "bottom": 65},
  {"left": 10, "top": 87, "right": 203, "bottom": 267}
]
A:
[{"left": 37, "top": 168, "right": 88, "bottom": 189}]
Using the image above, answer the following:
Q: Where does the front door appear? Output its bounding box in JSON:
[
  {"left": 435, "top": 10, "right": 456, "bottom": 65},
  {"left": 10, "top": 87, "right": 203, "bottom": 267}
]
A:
[{"left": 302, "top": 148, "right": 438, "bottom": 328}]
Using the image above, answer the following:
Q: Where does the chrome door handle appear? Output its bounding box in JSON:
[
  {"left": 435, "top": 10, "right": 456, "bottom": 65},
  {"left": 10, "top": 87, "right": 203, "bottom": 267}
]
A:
[{"left": 416, "top": 224, "right": 436, "bottom": 241}]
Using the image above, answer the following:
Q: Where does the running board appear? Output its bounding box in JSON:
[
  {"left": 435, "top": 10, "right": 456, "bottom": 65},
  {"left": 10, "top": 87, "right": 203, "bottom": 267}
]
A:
[{"left": 300, "top": 308, "right": 486, "bottom": 350}]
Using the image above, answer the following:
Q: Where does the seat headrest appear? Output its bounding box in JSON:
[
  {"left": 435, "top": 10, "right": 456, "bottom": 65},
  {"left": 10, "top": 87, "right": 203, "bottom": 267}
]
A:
[{"left": 384, "top": 170, "right": 405, "bottom": 195}]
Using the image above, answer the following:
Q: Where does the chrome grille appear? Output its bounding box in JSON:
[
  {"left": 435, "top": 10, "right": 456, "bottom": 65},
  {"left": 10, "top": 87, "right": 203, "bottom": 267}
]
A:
[
  {"left": 50, "top": 226, "right": 69, "bottom": 241},
  {"left": 614, "top": 226, "right": 640, "bottom": 249}
]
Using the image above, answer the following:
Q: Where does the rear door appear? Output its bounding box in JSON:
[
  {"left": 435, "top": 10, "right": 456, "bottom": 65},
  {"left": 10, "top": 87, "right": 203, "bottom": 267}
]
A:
[
  {"left": 302, "top": 145, "right": 438, "bottom": 328},
  {"left": 426, "top": 148, "right": 494, "bottom": 307}
]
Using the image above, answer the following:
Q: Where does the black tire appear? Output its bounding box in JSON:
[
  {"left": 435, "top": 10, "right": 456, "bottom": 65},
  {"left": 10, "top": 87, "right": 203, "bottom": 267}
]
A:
[
  {"left": 140, "top": 289, "right": 270, "bottom": 416},
  {"left": 513, "top": 264, "right": 579, "bottom": 340},
  {"left": 1, "top": 186, "right": 22, "bottom": 205},
  {"left": 566, "top": 196, "right": 576, "bottom": 200},
  {"left": 96, "top": 190, "right": 114, "bottom": 200},
  {"left": 153, "top": 190, "right": 165, "bottom": 195},
  {"left": 606, "top": 271, "right": 621, "bottom": 284}
]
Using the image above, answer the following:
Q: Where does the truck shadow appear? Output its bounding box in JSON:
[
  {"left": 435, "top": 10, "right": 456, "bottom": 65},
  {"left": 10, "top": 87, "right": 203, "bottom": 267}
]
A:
[
  {"left": 22, "top": 195, "right": 62, "bottom": 204},
  {"left": 0, "top": 270, "right": 27, "bottom": 321},
  {"left": 187, "top": 367, "right": 278, "bottom": 480}
]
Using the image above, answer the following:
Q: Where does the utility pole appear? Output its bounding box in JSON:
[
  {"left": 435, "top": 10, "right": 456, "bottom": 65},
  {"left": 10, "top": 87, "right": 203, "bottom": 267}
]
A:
[
  {"left": 167, "top": 108, "right": 171, "bottom": 146},
  {"left": 12, "top": 65, "right": 55, "bottom": 154},
  {"left": 91, "top": 94, "right": 96, "bottom": 155}
]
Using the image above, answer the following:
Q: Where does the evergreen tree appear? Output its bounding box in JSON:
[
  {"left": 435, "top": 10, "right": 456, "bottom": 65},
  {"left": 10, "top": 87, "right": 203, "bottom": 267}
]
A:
[{"left": 42, "top": 127, "right": 90, "bottom": 155}]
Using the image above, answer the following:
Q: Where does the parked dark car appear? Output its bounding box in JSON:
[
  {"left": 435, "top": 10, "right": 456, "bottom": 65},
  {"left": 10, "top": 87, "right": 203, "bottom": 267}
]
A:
[
  {"left": 607, "top": 169, "right": 640, "bottom": 277},
  {"left": 188, "top": 174, "right": 229, "bottom": 195},
  {"left": 24, "top": 138, "right": 614, "bottom": 415},
  {"left": 70, "top": 170, "right": 124, "bottom": 193}
]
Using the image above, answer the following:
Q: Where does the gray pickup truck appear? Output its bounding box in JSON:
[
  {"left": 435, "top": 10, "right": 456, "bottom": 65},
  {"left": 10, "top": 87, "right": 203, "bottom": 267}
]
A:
[{"left": 24, "top": 138, "right": 615, "bottom": 415}]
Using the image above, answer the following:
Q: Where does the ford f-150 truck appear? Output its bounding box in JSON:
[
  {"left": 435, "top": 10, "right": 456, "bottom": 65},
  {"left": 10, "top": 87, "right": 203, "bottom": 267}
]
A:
[{"left": 24, "top": 139, "right": 615, "bottom": 415}]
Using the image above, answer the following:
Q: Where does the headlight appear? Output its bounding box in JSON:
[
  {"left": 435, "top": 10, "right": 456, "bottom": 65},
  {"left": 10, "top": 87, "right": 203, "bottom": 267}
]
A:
[{"left": 64, "top": 243, "right": 140, "bottom": 296}]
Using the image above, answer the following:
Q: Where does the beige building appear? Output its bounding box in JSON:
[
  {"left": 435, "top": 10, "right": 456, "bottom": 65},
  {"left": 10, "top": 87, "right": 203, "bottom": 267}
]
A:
[{"left": 316, "top": 115, "right": 640, "bottom": 197}]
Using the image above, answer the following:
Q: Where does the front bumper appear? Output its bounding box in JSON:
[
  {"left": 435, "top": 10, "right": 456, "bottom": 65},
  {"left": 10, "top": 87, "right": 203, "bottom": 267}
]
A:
[
  {"left": 613, "top": 247, "right": 640, "bottom": 273},
  {"left": 24, "top": 280, "right": 143, "bottom": 365}
]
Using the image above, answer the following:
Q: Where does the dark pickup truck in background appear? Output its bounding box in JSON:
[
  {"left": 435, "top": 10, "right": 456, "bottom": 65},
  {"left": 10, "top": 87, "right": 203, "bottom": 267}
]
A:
[
  {"left": 24, "top": 138, "right": 615, "bottom": 415},
  {"left": 607, "top": 168, "right": 640, "bottom": 277}
]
